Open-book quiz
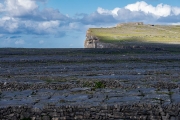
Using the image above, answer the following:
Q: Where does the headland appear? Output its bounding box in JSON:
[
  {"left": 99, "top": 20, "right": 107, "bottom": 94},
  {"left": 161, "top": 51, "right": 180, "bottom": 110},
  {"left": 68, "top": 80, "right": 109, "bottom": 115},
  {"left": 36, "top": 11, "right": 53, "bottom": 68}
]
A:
[{"left": 84, "top": 22, "right": 180, "bottom": 50}]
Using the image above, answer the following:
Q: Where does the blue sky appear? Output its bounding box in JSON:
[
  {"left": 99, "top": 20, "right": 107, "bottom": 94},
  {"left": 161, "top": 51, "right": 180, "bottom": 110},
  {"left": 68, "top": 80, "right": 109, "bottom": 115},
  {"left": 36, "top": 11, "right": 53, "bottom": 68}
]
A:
[
  {"left": 0, "top": 0, "right": 180, "bottom": 48},
  {"left": 48, "top": 0, "right": 180, "bottom": 16}
]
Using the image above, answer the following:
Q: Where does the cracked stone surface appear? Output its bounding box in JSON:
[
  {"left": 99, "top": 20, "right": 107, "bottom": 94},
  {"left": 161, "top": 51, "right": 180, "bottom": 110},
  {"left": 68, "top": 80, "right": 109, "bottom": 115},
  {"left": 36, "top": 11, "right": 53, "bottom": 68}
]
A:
[{"left": 0, "top": 48, "right": 180, "bottom": 119}]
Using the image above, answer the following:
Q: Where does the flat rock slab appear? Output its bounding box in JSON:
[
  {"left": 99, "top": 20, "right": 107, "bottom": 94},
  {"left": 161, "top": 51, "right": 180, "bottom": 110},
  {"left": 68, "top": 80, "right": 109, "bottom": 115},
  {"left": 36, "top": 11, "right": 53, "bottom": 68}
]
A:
[{"left": 0, "top": 48, "right": 180, "bottom": 119}]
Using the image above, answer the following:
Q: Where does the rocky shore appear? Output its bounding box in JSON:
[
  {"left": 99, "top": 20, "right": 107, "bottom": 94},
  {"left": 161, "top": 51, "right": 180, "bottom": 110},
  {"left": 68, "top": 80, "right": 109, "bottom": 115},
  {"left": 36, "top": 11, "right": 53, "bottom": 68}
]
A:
[{"left": 0, "top": 48, "right": 180, "bottom": 119}]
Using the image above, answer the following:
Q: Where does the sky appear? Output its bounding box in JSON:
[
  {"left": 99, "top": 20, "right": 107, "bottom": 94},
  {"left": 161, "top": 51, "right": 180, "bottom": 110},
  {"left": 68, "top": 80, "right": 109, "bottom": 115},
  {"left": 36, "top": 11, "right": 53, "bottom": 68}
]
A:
[{"left": 0, "top": 0, "right": 180, "bottom": 48}]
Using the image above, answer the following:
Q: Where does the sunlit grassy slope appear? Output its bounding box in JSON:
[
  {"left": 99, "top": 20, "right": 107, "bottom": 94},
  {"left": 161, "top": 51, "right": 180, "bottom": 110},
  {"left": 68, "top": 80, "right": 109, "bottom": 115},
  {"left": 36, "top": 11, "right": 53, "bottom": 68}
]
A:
[{"left": 89, "top": 24, "right": 180, "bottom": 45}]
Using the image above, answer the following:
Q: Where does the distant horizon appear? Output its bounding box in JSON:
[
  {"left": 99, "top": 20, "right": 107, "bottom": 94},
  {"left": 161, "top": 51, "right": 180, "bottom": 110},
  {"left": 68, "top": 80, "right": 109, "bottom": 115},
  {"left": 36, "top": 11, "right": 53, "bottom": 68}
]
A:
[{"left": 0, "top": 0, "right": 180, "bottom": 48}]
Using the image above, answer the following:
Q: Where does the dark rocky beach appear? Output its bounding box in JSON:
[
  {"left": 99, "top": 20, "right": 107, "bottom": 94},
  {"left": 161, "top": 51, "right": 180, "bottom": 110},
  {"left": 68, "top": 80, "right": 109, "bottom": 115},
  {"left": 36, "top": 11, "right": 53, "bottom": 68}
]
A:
[{"left": 0, "top": 47, "right": 180, "bottom": 120}]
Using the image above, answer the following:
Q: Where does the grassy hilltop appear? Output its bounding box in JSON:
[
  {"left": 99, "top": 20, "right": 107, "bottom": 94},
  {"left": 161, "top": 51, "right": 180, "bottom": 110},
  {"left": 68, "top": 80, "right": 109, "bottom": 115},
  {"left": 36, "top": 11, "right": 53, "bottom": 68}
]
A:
[{"left": 88, "top": 23, "right": 180, "bottom": 46}]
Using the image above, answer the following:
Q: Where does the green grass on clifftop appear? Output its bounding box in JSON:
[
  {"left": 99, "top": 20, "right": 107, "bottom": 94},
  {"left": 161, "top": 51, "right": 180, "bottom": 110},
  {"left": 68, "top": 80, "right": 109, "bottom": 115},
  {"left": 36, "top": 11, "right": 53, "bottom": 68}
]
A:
[{"left": 89, "top": 24, "right": 180, "bottom": 45}]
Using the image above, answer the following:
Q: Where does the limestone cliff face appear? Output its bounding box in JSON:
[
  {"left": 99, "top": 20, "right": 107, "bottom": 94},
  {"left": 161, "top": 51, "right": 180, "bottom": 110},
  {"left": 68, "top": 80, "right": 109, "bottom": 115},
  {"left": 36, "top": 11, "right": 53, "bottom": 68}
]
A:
[
  {"left": 84, "top": 29, "right": 99, "bottom": 48},
  {"left": 84, "top": 29, "right": 118, "bottom": 48}
]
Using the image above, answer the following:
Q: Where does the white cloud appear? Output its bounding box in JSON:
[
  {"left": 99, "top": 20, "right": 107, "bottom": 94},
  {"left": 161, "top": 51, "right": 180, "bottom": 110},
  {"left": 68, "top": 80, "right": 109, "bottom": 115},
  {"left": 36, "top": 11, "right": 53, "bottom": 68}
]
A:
[
  {"left": 40, "top": 8, "right": 69, "bottom": 21},
  {"left": 69, "top": 22, "right": 82, "bottom": 30},
  {"left": 112, "top": 8, "right": 121, "bottom": 16},
  {"left": 38, "top": 20, "right": 60, "bottom": 31},
  {"left": 22, "top": 20, "right": 61, "bottom": 35},
  {"left": 97, "top": 7, "right": 121, "bottom": 17},
  {"left": 0, "top": 0, "right": 71, "bottom": 35},
  {"left": 39, "top": 40, "right": 44, "bottom": 44},
  {"left": 0, "top": 16, "right": 19, "bottom": 33},
  {"left": 171, "top": 22, "right": 180, "bottom": 25},
  {"left": 0, "top": 3, "right": 5, "bottom": 12},
  {"left": 172, "top": 7, "right": 180, "bottom": 16},
  {"left": 83, "top": 1, "right": 180, "bottom": 25},
  {"left": 15, "top": 39, "right": 24, "bottom": 45},
  {"left": 125, "top": 1, "right": 180, "bottom": 17},
  {"left": 5, "top": 0, "right": 38, "bottom": 16},
  {"left": 97, "top": 7, "right": 110, "bottom": 15}
]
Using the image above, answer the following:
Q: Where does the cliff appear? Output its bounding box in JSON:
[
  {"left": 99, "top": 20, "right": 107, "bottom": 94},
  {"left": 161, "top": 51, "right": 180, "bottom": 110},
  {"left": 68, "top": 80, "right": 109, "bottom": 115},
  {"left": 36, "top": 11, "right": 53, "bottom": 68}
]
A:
[
  {"left": 84, "top": 29, "right": 118, "bottom": 48},
  {"left": 84, "top": 22, "right": 180, "bottom": 48}
]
